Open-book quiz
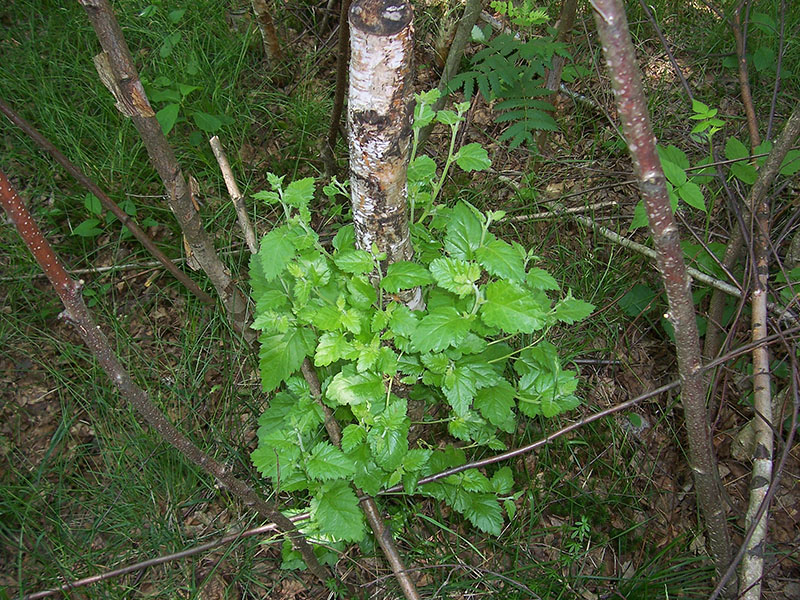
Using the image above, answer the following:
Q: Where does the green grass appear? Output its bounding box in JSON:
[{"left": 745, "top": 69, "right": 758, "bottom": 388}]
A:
[{"left": 6, "top": 0, "right": 795, "bottom": 597}]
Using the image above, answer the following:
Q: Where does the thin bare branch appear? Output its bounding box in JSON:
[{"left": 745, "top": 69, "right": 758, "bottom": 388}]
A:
[
  {"left": 591, "top": 0, "right": 733, "bottom": 583},
  {"left": 209, "top": 136, "right": 259, "bottom": 255},
  {"left": 79, "top": 0, "right": 252, "bottom": 339}
]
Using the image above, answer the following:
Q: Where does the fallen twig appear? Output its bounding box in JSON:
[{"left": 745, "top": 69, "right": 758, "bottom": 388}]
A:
[{"left": 209, "top": 136, "right": 259, "bottom": 255}]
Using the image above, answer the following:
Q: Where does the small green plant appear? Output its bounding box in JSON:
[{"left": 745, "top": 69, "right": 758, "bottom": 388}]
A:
[
  {"left": 561, "top": 514, "right": 591, "bottom": 562},
  {"left": 139, "top": 7, "right": 233, "bottom": 144},
  {"left": 71, "top": 192, "right": 156, "bottom": 241},
  {"left": 448, "top": 10, "right": 565, "bottom": 149},
  {"left": 248, "top": 89, "right": 594, "bottom": 560}
]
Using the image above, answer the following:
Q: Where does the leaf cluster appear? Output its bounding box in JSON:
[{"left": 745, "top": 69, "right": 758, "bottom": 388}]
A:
[
  {"left": 448, "top": 21, "right": 567, "bottom": 148},
  {"left": 248, "top": 92, "right": 594, "bottom": 548}
]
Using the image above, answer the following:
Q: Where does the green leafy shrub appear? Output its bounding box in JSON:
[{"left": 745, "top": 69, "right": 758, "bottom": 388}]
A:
[{"left": 248, "top": 90, "right": 594, "bottom": 555}]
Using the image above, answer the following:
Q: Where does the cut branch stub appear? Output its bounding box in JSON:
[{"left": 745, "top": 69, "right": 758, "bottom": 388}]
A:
[{"left": 348, "top": 0, "right": 414, "bottom": 268}]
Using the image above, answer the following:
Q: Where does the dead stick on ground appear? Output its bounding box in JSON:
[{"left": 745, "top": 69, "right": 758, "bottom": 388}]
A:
[
  {"left": 0, "top": 170, "right": 333, "bottom": 588},
  {"left": 209, "top": 136, "right": 259, "bottom": 255},
  {"left": 0, "top": 97, "right": 214, "bottom": 306}
]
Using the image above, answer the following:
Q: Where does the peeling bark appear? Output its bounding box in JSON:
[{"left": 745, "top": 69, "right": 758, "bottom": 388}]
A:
[
  {"left": 590, "top": 0, "right": 733, "bottom": 586},
  {"left": 348, "top": 0, "right": 414, "bottom": 268},
  {"left": 342, "top": 4, "right": 422, "bottom": 596},
  {"left": 79, "top": 0, "right": 252, "bottom": 340},
  {"left": 251, "top": 0, "right": 284, "bottom": 63}
]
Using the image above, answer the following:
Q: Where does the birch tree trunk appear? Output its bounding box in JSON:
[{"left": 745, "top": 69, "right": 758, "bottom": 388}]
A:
[
  {"left": 590, "top": 0, "right": 733, "bottom": 586},
  {"left": 343, "top": 3, "right": 422, "bottom": 597},
  {"left": 348, "top": 0, "right": 414, "bottom": 265}
]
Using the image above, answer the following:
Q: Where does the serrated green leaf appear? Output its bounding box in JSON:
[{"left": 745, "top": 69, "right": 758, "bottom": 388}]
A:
[
  {"left": 445, "top": 202, "right": 483, "bottom": 260},
  {"left": 283, "top": 177, "right": 315, "bottom": 209},
  {"left": 341, "top": 424, "right": 366, "bottom": 452},
  {"left": 474, "top": 381, "right": 516, "bottom": 429},
  {"left": 347, "top": 275, "right": 377, "bottom": 309},
  {"left": 314, "top": 331, "right": 354, "bottom": 366},
  {"left": 332, "top": 225, "right": 355, "bottom": 251},
  {"left": 368, "top": 398, "right": 410, "bottom": 471},
  {"left": 408, "top": 155, "right": 437, "bottom": 183},
  {"left": 436, "top": 109, "right": 461, "bottom": 126},
  {"left": 388, "top": 303, "right": 419, "bottom": 337},
  {"left": 311, "top": 481, "right": 365, "bottom": 542},
  {"left": 306, "top": 441, "right": 355, "bottom": 481},
  {"left": 526, "top": 267, "right": 559, "bottom": 290},
  {"left": 475, "top": 237, "right": 525, "bottom": 281},
  {"left": 552, "top": 293, "right": 594, "bottom": 324},
  {"left": 403, "top": 448, "right": 432, "bottom": 472},
  {"left": 257, "top": 226, "right": 296, "bottom": 281},
  {"left": 491, "top": 466, "right": 514, "bottom": 495},
  {"left": 429, "top": 257, "right": 481, "bottom": 298},
  {"left": 412, "top": 307, "right": 472, "bottom": 353},
  {"left": 455, "top": 143, "right": 491, "bottom": 172},
  {"left": 258, "top": 327, "right": 316, "bottom": 392},
  {"left": 480, "top": 281, "right": 547, "bottom": 333},
  {"left": 464, "top": 494, "right": 503, "bottom": 535},
  {"left": 381, "top": 261, "right": 434, "bottom": 293},
  {"left": 334, "top": 249, "right": 373, "bottom": 274},
  {"left": 421, "top": 352, "right": 449, "bottom": 374},
  {"left": 326, "top": 367, "right": 384, "bottom": 406},
  {"left": 443, "top": 366, "right": 478, "bottom": 415}
]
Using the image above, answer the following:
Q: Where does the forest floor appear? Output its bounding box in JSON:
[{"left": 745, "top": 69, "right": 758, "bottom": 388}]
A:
[{"left": 2, "top": 0, "right": 799, "bottom": 599}]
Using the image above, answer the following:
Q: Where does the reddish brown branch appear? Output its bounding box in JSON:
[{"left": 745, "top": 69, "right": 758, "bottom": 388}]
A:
[
  {"left": 0, "top": 170, "right": 332, "bottom": 588},
  {"left": 590, "top": 0, "right": 733, "bottom": 584}
]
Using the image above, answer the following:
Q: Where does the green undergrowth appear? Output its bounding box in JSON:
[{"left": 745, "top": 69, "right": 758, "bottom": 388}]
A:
[{"left": 0, "top": 0, "right": 759, "bottom": 598}]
